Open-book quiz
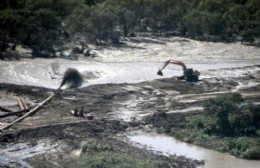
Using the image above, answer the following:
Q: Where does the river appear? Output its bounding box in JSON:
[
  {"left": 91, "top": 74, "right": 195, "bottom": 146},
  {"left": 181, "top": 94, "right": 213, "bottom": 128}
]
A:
[{"left": 127, "top": 132, "right": 260, "bottom": 168}]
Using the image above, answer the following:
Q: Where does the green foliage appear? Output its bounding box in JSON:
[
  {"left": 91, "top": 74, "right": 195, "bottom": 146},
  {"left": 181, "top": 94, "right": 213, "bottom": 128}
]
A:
[
  {"left": 0, "top": 0, "right": 77, "bottom": 57},
  {"left": 180, "top": 93, "right": 260, "bottom": 159},
  {"left": 0, "top": 9, "right": 27, "bottom": 43},
  {"left": 76, "top": 152, "right": 165, "bottom": 168},
  {"left": 77, "top": 0, "right": 259, "bottom": 42},
  {"left": 1, "top": 0, "right": 259, "bottom": 57},
  {"left": 179, "top": 114, "right": 260, "bottom": 159},
  {"left": 244, "top": 103, "right": 260, "bottom": 126},
  {"left": 203, "top": 93, "right": 260, "bottom": 136},
  {"left": 224, "top": 137, "right": 260, "bottom": 159},
  {"left": 242, "top": 146, "right": 260, "bottom": 159},
  {"left": 25, "top": 9, "right": 61, "bottom": 57},
  {"left": 71, "top": 138, "right": 171, "bottom": 168},
  {"left": 203, "top": 93, "right": 243, "bottom": 135},
  {"left": 81, "top": 139, "right": 113, "bottom": 153},
  {"left": 0, "top": 0, "right": 27, "bottom": 10},
  {"left": 25, "top": 0, "right": 82, "bottom": 17}
]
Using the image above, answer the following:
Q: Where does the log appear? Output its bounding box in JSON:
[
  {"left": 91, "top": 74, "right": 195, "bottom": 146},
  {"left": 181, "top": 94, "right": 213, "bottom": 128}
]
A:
[
  {"left": 20, "top": 98, "right": 29, "bottom": 111},
  {"left": 0, "top": 94, "right": 54, "bottom": 132},
  {"left": 17, "top": 98, "right": 24, "bottom": 111}
]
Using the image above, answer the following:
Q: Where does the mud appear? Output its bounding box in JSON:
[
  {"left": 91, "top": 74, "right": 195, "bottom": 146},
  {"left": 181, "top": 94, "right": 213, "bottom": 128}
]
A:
[{"left": 0, "top": 64, "right": 259, "bottom": 167}]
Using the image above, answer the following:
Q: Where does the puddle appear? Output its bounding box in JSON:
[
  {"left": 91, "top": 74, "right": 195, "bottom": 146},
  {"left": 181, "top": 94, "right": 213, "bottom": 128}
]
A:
[
  {"left": 127, "top": 132, "right": 260, "bottom": 168},
  {"left": 108, "top": 107, "right": 148, "bottom": 122},
  {"left": 167, "top": 106, "right": 204, "bottom": 113}
]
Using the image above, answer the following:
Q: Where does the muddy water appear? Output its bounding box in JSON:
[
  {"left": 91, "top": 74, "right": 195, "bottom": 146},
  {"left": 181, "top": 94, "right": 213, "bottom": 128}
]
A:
[
  {"left": 0, "top": 59, "right": 259, "bottom": 89},
  {"left": 128, "top": 132, "right": 260, "bottom": 168},
  {"left": 1, "top": 36, "right": 259, "bottom": 89}
]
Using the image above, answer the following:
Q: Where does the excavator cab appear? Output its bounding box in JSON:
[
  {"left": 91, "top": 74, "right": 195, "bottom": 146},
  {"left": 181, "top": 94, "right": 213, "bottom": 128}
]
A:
[{"left": 184, "top": 68, "right": 198, "bottom": 82}]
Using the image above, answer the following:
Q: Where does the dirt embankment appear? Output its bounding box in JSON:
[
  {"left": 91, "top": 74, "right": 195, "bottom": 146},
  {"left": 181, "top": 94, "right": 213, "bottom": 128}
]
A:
[
  {"left": 0, "top": 65, "right": 259, "bottom": 167},
  {"left": 0, "top": 79, "right": 210, "bottom": 168}
]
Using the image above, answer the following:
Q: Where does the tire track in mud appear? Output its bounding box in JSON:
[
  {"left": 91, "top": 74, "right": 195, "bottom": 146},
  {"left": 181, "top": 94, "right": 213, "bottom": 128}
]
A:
[
  {"left": 106, "top": 65, "right": 259, "bottom": 121},
  {"left": 0, "top": 65, "right": 259, "bottom": 127},
  {"left": 0, "top": 139, "right": 63, "bottom": 168}
]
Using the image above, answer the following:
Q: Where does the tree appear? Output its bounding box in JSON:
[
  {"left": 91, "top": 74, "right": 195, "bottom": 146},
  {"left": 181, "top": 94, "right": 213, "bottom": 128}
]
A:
[
  {"left": 204, "top": 93, "right": 243, "bottom": 136},
  {"left": 0, "top": 9, "right": 27, "bottom": 44},
  {"left": 26, "top": 0, "right": 82, "bottom": 18},
  {"left": 204, "top": 92, "right": 260, "bottom": 136},
  {"left": 26, "top": 9, "right": 61, "bottom": 57}
]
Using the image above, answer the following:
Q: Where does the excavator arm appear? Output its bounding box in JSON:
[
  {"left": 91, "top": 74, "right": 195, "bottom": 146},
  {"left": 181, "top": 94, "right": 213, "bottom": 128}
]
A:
[{"left": 157, "top": 59, "right": 186, "bottom": 76}]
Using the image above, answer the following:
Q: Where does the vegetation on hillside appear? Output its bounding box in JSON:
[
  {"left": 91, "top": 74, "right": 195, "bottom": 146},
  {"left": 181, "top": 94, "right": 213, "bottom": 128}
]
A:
[{"left": 0, "top": 0, "right": 259, "bottom": 57}]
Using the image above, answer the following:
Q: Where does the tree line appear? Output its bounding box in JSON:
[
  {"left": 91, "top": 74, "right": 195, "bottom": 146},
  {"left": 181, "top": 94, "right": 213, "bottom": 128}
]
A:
[{"left": 0, "top": 0, "right": 259, "bottom": 57}]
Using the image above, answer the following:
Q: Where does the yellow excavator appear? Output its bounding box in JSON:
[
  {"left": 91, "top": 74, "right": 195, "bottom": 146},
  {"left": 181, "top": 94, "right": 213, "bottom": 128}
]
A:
[{"left": 157, "top": 59, "right": 200, "bottom": 82}]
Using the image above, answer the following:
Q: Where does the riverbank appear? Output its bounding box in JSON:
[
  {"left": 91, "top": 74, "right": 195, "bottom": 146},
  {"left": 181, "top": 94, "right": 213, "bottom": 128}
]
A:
[
  {"left": 0, "top": 62, "right": 259, "bottom": 167},
  {"left": 0, "top": 83, "right": 203, "bottom": 168},
  {"left": 143, "top": 110, "right": 260, "bottom": 160}
]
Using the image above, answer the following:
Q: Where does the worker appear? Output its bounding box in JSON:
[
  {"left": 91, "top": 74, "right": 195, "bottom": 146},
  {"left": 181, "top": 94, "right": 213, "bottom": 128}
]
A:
[{"left": 157, "top": 59, "right": 200, "bottom": 82}]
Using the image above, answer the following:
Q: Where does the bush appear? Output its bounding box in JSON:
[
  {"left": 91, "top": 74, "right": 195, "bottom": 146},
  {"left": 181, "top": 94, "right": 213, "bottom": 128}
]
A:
[
  {"left": 229, "top": 113, "right": 256, "bottom": 135},
  {"left": 81, "top": 139, "right": 113, "bottom": 153},
  {"left": 203, "top": 93, "right": 259, "bottom": 136},
  {"left": 72, "top": 138, "right": 171, "bottom": 168},
  {"left": 242, "top": 147, "right": 260, "bottom": 159},
  {"left": 203, "top": 93, "right": 243, "bottom": 136}
]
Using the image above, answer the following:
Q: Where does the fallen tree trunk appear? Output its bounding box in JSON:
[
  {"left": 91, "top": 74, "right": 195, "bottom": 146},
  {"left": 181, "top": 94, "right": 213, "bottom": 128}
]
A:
[{"left": 0, "top": 94, "right": 54, "bottom": 132}]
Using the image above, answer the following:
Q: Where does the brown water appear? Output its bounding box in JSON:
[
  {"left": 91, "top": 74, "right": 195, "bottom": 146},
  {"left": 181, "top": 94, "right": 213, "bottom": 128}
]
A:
[{"left": 128, "top": 132, "right": 260, "bottom": 168}]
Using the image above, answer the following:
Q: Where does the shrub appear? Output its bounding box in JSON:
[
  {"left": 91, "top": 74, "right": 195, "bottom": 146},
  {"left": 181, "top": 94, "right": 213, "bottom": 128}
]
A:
[
  {"left": 74, "top": 138, "right": 170, "bottom": 168},
  {"left": 81, "top": 139, "right": 113, "bottom": 154},
  {"left": 242, "top": 147, "right": 260, "bottom": 159},
  {"left": 203, "top": 93, "right": 259, "bottom": 136},
  {"left": 229, "top": 113, "right": 256, "bottom": 135},
  {"left": 203, "top": 93, "right": 243, "bottom": 136}
]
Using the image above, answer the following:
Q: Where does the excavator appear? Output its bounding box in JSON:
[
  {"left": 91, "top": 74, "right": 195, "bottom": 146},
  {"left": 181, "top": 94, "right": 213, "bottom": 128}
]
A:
[{"left": 157, "top": 59, "right": 200, "bottom": 82}]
